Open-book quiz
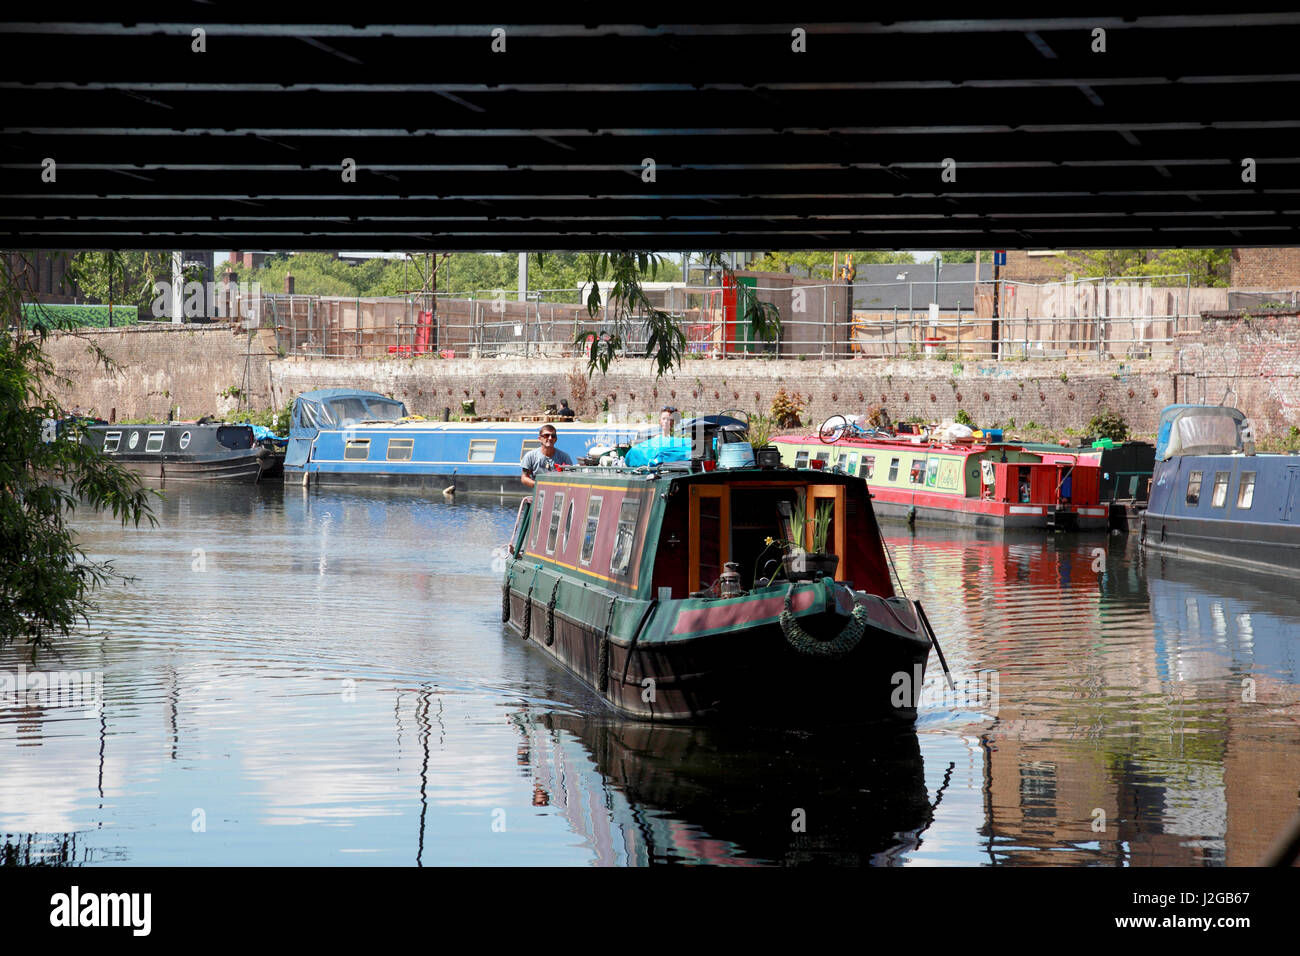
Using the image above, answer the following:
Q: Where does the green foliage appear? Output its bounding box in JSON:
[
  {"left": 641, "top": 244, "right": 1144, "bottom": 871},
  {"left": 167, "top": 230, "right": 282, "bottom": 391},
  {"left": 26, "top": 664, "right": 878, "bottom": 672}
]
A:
[
  {"left": 1085, "top": 409, "right": 1129, "bottom": 441},
  {"left": 769, "top": 389, "right": 805, "bottom": 429},
  {"left": 1, "top": 254, "right": 158, "bottom": 656},
  {"left": 1060, "top": 249, "right": 1231, "bottom": 287},
  {"left": 65, "top": 251, "right": 179, "bottom": 315},
  {"left": 240, "top": 401, "right": 293, "bottom": 435},
  {"left": 20, "top": 303, "right": 138, "bottom": 328},
  {"left": 954, "top": 408, "right": 974, "bottom": 426},
  {"left": 812, "top": 500, "right": 833, "bottom": 553},
  {"left": 745, "top": 413, "right": 775, "bottom": 448},
  {"left": 745, "top": 250, "right": 915, "bottom": 278}
]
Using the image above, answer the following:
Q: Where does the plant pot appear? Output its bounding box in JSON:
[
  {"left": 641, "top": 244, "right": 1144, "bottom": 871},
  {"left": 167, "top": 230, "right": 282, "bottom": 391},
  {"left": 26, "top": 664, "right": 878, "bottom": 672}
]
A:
[{"left": 782, "top": 551, "right": 840, "bottom": 581}]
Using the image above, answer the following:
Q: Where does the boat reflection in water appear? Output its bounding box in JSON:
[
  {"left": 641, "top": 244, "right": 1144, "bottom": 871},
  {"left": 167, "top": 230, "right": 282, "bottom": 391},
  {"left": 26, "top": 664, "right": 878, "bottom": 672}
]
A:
[{"left": 509, "top": 712, "right": 934, "bottom": 865}]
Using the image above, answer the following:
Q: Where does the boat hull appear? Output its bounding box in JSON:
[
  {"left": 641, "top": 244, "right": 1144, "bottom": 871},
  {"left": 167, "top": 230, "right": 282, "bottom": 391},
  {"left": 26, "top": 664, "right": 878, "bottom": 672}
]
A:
[
  {"left": 867, "top": 492, "right": 1108, "bottom": 531},
  {"left": 505, "top": 582, "right": 931, "bottom": 723}
]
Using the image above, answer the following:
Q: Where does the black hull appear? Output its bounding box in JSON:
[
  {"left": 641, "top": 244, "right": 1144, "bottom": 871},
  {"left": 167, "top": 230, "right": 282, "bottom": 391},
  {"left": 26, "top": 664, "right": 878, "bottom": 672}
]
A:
[
  {"left": 1141, "top": 511, "right": 1300, "bottom": 577},
  {"left": 108, "top": 452, "right": 272, "bottom": 483},
  {"left": 506, "top": 590, "right": 931, "bottom": 723}
]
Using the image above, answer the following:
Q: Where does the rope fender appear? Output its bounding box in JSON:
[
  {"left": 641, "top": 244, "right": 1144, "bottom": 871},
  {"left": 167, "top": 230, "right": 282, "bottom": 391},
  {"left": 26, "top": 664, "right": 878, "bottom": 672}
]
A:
[
  {"left": 502, "top": 569, "right": 513, "bottom": 623},
  {"left": 598, "top": 597, "right": 617, "bottom": 692},
  {"left": 545, "top": 579, "right": 561, "bottom": 646},
  {"left": 780, "top": 583, "right": 869, "bottom": 658},
  {"left": 521, "top": 574, "right": 538, "bottom": 642}
]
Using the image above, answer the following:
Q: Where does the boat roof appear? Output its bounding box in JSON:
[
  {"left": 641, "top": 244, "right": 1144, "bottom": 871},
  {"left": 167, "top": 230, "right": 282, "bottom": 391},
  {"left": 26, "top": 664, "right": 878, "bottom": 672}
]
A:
[
  {"left": 536, "top": 462, "right": 866, "bottom": 489},
  {"left": 776, "top": 433, "right": 1031, "bottom": 457},
  {"left": 1155, "top": 404, "right": 1245, "bottom": 460}
]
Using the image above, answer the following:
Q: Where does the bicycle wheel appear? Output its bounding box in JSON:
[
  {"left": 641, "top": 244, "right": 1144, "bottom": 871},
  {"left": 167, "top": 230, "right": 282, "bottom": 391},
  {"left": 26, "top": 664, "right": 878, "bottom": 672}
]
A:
[{"left": 819, "top": 414, "right": 848, "bottom": 444}]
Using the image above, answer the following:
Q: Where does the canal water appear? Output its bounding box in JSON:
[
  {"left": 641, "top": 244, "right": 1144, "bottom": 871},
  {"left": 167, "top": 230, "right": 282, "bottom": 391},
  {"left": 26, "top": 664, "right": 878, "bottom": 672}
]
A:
[{"left": 2, "top": 484, "right": 1297, "bottom": 866}]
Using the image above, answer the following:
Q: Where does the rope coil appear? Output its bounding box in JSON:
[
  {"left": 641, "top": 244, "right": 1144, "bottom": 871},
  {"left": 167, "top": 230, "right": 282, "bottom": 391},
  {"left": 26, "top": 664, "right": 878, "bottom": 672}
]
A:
[{"left": 780, "top": 583, "right": 868, "bottom": 658}]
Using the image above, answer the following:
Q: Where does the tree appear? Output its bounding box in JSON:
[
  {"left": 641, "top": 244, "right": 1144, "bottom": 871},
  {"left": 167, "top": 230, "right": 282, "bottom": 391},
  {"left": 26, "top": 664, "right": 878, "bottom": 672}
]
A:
[
  {"left": 65, "top": 251, "right": 178, "bottom": 317},
  {"left": 1, "top": 252, "right": 157, "bottom": 657},
  {"left": 1061, "top": 249, "right": 1231, "bottom": 286},
  {"left": 745, "top": 250, "right": 916, "bottom": 278}
]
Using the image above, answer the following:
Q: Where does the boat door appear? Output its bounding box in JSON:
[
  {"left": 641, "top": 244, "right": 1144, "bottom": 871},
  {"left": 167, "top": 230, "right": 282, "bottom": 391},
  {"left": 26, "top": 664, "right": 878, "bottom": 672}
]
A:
[
  {"left": 509, "top": 497, "right": 532, "bottom": 554},
  {"left": 688, "top": 485, "right": 730, "bottom": 593},
  {"left": 1282, "top": 468, "right": 1299, "bottom": 521}
]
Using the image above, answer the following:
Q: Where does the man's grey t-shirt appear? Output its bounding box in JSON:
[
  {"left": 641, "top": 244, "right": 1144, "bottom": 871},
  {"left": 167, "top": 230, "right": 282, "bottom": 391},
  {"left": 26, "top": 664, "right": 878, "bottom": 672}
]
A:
[{"left": 521, "top": 446, "right": 573, "bottom": 478}]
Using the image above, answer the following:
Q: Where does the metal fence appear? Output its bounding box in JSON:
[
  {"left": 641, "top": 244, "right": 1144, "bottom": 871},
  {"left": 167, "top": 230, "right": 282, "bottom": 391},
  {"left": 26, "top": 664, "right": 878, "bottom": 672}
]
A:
[{"left": 250, "top": 273, "right": 1247, "bottom": 362}]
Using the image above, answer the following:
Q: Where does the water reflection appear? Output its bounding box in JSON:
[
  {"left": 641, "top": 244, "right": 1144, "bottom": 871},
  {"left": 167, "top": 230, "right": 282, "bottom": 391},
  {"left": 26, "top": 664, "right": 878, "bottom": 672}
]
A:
[{"left": 0, "top": 488, "right": 1297, "bottom": 865}]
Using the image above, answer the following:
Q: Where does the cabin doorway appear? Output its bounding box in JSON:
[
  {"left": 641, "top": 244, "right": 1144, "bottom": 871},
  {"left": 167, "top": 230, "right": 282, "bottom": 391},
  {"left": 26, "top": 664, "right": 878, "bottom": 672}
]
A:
[{"left": 688, "top": 485, "right": 730, "bottom": 593}]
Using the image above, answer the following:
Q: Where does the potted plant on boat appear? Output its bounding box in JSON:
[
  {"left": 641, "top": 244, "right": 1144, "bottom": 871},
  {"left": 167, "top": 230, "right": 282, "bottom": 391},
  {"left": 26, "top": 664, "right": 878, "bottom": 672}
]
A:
[
  {"left": 753, "top": 492, "right": 840, "bottom": 583},
  {"left": 745, "top": 413, "right": 782, "bottom": 468}
]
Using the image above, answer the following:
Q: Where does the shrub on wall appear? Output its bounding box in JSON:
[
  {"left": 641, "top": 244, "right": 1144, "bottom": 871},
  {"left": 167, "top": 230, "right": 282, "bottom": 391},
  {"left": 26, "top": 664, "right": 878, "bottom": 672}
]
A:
[{"left": 1084, "top": 409, "right": 1129, "bottom": 441}]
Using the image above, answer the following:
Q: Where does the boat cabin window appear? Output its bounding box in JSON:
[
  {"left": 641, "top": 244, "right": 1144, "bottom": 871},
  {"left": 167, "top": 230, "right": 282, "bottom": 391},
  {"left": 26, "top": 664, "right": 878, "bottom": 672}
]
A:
[
  {"left": 860, "top": 455, "right": 875, "bottom": 479},
  {"left": 178, "top": 430, "right": 191, "bottom": 450},
  {"left": 888, "top": 457, "right": 900, "bottom": 482},
  {"left": 545, "top": 492, "right": 566, "bottom": 554},
  {"left": 145, "top": 431, "right": 165, "bottom": 453},
  {"left": 344, "top": 438, "right": 371, "bottom": 461},
  {"left": 103, "top": 431, "right": 121, "bottom": 453},
  {"left": 1185, "top": 470, "right": 1203, "bottom": 505},
  {"left": 327, "top": 396, "right": 405, "bottom": 423},
  {"left": 521, "top": 439, "right": 541, "bottom": 459},
  {"left": 926, "top": 459, "right": 940, "bottom": 486},
  {"left": 846, "top": 452, "right": 859, "bottom": 475},
  {"left": 1211, "top": 472, "right": 1231, "bottom": 508},
  {"left": 580, "top": 497, "right": 603, "bottom": 565},
  {"left": 814, "top": 451, "right": 830, "bottom": 466},
  {"left": 834, "top": 452, "right": 848, "bottom": 473},
  {"left": 299, "top": 401, "right": 322, "bottom": 428},
  {"left": 794, "top": 451, "right": 809, "bottom": 468},
  {"left": 1237, "top": 472, "right": 1256, "bottom": 509},
  {"left": 610, "top": 498, "right": 641, "bottom": 576},
  {"left": 532, "top": 491, "right": 546, "bottom": 548},
  {"left": 468, "top": 439, "right": 496, "bottom": 462},
  {"left": 217, "top": 426, "right": 253, "bottom": 450},
  {"left": 387, "top": 438, "right": 414, "bottom": 461},
  {"left": 909, "top": 459, "right": 926, "bottom": 485},
  {"left": 561, "top": 499, "right": 576, "bottom": 553}
]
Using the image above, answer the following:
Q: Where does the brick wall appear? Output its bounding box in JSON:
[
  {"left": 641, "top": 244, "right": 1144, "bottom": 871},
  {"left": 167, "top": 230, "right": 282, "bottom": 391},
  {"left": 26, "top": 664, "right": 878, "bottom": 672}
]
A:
[
  {"left": 269, "top": 354, "right": 1181, "bottom": 436},
  {"left": 43, "top": 323, "right": 277, "bottom": 421},
  {"left": 43, "top": 312, "right": 1300, "bottom": 437},
  {"left": 1230, "top": 248, "right": 1300, "bottom": 289},
  {"left": 1176, "top": 310, "right": 1300, "bottom": 429}
]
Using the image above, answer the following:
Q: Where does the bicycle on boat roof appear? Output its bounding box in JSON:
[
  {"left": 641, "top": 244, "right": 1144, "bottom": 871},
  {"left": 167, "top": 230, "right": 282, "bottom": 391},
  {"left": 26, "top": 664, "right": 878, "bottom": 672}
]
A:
[{"left": 818, "top": 414, "right": 891, "bottom": 444}]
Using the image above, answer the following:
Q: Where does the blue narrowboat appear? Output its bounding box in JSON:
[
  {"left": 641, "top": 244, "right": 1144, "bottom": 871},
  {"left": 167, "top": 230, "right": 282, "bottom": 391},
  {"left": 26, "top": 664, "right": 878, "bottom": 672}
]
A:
[
  {"left": 284, "top": 388, "right": 655, "bottom": 494},
  {"left": 1141, "top": 404, "right": 1300, "bottom": 576}
]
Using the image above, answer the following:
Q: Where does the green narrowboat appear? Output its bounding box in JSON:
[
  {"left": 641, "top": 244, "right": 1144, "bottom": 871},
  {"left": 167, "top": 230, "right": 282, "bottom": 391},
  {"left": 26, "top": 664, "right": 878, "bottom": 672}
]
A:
[{"left": 501, "top": 461, "right": 935, "bottom": 722}]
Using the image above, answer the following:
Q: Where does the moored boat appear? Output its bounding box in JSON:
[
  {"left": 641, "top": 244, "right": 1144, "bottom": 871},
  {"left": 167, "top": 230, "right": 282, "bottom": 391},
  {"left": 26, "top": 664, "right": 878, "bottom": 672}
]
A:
[
  {"left": 1142, "top": 404, "right": 1300, "bottom": 575},
  {"left": 83, "top": 421, "right": 281, "bottom": 482},
  {"left": 285, "top": 388, "right": 655, "bottom": 493},
  {"left": 773, "top": 432, "right": 1107, "bottom": 531},
  {"left": 500, "top": 450, "right": 936, "bottom": 722}
]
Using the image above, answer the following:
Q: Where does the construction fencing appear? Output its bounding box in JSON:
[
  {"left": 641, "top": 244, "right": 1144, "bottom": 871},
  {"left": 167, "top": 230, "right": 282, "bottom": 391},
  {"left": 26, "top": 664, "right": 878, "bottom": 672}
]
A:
[{"left": 248, "top": 274, "right": 1239, "bottom": 362}]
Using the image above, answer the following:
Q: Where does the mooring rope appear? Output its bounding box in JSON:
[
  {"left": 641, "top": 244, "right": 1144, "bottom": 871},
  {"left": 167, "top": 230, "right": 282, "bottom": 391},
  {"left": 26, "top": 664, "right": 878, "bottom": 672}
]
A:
[{"left": 780, "top": 582, "right": 868, "bottom": 658}]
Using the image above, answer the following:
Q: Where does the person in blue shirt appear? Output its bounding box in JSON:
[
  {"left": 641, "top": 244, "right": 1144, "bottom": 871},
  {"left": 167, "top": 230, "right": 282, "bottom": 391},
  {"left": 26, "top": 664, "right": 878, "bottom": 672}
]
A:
[{"left": 624, "top": 406, "right": 692, "bottom": 467}]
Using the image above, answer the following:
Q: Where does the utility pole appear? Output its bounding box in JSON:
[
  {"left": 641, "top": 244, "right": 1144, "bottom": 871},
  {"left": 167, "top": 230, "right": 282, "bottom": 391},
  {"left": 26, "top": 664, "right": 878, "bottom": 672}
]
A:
[{"left": 518, "top": 252, "right": 528, "bottom": 301}]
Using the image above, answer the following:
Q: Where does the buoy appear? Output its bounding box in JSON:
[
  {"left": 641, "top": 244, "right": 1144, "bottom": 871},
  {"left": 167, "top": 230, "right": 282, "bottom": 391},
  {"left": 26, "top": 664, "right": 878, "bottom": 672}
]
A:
[{"left": 443, "top": 469, "right": 457, "bottom": 498}]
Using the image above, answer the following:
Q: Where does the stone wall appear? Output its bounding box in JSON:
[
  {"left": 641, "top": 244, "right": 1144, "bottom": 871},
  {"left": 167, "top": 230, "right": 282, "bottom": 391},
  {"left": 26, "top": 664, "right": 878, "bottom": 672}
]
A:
[{"left": 1176, "top": 310, "right": 1300, "bottom": 428}]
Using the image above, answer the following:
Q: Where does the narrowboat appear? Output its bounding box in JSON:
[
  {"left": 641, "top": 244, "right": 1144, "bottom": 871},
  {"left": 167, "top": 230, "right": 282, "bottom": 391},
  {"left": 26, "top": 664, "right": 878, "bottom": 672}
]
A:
[
  {"left": 1142, "top": 404, "right": 1300, "bottom": 576},
  {"left": 285, "top": 388, "right": 655, "bottom": 494},
  {"left": 772, "top": 433, "right": 1107, "bottom": 531},
  {"left": 1018, "top": 439, "right": 1155, "bottom": 531},
  {"left": 83, "top": 421, "right": 282, "bottom": 482},
  {"left": 501, "top": 454, "right": 936, "bottom": 722}
]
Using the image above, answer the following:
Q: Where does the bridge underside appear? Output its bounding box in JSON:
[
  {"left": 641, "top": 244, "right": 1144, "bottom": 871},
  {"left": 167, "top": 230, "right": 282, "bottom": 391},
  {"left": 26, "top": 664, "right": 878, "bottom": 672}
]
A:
[{"left": 2, "top": 13, "right": 1298, "bottom": 250}]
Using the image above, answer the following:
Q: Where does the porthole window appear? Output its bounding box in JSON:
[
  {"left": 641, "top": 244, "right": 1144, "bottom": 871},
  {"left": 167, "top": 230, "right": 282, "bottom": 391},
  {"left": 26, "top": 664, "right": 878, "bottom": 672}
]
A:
[
  {"left": 128, "top": 431, "right": 140, "bottom": 450},
  {"left": 178, "top": 430, "right": 192, "bottom": 450}
]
